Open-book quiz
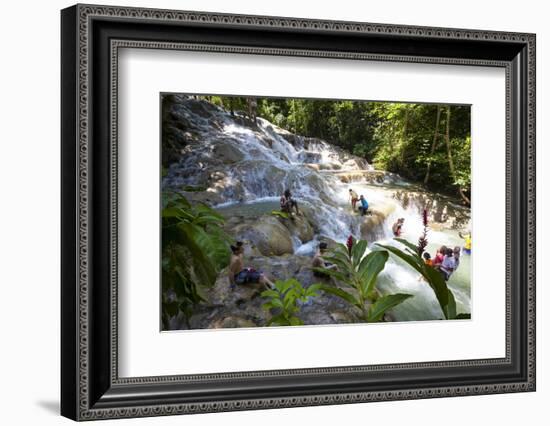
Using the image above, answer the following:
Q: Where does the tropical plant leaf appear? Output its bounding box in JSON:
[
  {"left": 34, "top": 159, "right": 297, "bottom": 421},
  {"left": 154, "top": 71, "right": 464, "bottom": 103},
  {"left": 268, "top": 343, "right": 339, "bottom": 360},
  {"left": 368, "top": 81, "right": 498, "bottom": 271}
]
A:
[
  {"left": 322, "top": 254, "right": 352, "bottom": 271},
  {"left": 351, "top": 240, "right": 368, "bottom": 267},
  {"left": 394, "top": 238, "right": 421, "bottom": 255},
  {"left": 320, "top": 284, "right": 360, "bottom": 307},
  {"left": 177, "top": 223, "right": 219, "bottom": 286},
  {"left": 445, "top": 289, "right": 457, "bottom": 320},
  {"left": 311, "top": 267, "right": 350, "bottom": 285},
  {"left": 422, "top": 264, "right": 450, "bottom": 317},
  {"left": 260, "top": 290, "right": 280, "bottom": 299},
  {"left": 289, "top": 317, "right": 304, "bottom": 326},
  {"left": 367, "top": 293, "right": 413, "bottom": 322},
  {"left": 377, "top": 243, "right": 449, "bottom": 316},
  {"left": 358, "top": 250, "right": 389, "bottom": 295},
  {"left": 331, "top": 243, "right": 352, "bottom": 260},
  {"left": 376, "top": 243, "right": 423, "bottom": 274}
]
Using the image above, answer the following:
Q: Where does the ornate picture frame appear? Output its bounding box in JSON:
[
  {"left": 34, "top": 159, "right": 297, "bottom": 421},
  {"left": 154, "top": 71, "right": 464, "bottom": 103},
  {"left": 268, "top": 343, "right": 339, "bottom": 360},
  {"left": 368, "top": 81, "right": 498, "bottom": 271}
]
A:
[{"left": 61, "top": 4, "right": 535, "bottom": 421}]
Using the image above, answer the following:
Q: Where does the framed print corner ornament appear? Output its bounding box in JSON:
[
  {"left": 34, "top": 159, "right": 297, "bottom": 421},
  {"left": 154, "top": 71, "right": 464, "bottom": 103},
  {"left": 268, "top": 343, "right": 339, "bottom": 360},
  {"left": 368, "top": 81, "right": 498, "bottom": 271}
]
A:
[{"left": 61, "top": 3, "right": 536, "bottom": 421}]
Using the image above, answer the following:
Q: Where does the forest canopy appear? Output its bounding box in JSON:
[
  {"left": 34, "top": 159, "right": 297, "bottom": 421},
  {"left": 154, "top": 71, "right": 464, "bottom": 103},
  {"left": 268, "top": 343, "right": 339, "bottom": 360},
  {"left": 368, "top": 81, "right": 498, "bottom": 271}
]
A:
[{"left": 195, "top": 96, "right": 471, "bottom": 203}]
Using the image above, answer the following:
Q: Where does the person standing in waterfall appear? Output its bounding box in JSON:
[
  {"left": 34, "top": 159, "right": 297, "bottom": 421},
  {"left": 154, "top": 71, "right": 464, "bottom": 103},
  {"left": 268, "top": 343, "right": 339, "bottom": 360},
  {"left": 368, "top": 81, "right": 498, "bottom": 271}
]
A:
[
  {"left": 349, "top": 189, "right": 359, "bottom": 211},
  {"left": 392, "top": 218, "right": 405, "bottom": 237},
  {"left": 358, "top": 195, "right": 370, "bottom": 216},
  {"left": 280, "top": 189, "right": 300, "bottom": 215}
]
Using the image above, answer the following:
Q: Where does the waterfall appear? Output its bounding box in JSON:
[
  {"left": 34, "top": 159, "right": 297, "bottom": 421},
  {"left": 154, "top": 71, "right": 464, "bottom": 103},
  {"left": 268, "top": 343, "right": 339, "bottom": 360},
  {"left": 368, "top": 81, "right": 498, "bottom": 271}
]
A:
[{"left": 163, "top": 97, "right": 471, "bottom": 320}]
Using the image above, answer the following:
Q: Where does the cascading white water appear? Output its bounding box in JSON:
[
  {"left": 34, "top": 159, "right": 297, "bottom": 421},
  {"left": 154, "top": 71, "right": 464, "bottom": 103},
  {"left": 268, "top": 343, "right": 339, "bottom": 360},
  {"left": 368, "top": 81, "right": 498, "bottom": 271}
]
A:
[{"left": 164, "top": 98, "right": 471, "bottom": 320}]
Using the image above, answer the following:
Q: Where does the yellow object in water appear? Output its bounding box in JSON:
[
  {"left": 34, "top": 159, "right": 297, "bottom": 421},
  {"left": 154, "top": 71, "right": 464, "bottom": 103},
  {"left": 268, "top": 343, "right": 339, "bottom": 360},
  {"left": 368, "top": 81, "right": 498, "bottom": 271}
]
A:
[{"left": 464, "top": 234, "right": 471, "bottom": 250}]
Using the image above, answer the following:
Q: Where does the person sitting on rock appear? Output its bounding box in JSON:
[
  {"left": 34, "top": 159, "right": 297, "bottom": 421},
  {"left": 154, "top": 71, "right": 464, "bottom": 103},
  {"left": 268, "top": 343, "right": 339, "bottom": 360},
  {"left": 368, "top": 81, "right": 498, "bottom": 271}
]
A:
[
  {"left": 392, "top": 218, "right": 404, "bottom": 236},
  {"left": 358, "top": 195, "right": 370, "bottom": 216},
  {"left": 312, "top": 242, "right": 337, "bottom": 278},
  {"left": 280, "top": 189, "right": 300, "bottom": 215},
  {"left": 349, "top": 188, "right": 359, "bottom": 211},
  {"left": 229, "top": 242, "right": 273, "bottom": 290}
]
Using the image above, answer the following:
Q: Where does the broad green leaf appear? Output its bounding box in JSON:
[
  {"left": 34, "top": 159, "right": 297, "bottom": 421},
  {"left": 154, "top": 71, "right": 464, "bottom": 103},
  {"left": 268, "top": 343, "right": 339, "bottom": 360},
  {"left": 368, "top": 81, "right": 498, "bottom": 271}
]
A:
[
  {"left": 445, "top": 289, "right": 457, "bottom": 320},
  {"left": 177, "top": 223, "right": 218, "bottom": 286},
  {"left": 367, "top": 293, "right": 413, "bottom": 322},
  {"left": 358, "top": 251, "right": 389, "bottom": 295},
  {"left": 269, "top": 298, "right": 284, "bottom": 309},
  {"left": 320, "top": 285, "right": 360, "bottom": 307},
  {"left": 260, "top": 290, "right": 280, "bottom": 299},
  {"left": 289, "top": 317, "right": 304, "bottom": 326},
  {"left": 275, "top": 279, "right": 296, "bottom": 294},
  {"left": 422, "top": 264, "right": 450, "bottom": 316},
  {"left": 376, "top": 244, "right": 424, "bottom": 274},
  {"left": 322, "top": 254, "right": 352, "bottom": 271},
  {"left": 311, "top": 267, "right": 351, "bottom": 285},
  {"left": 351, "top": 240, "right": 368, "bottom": 267},
  {"left": 394, "top": 238, "right": 421, "bottom": 255}
]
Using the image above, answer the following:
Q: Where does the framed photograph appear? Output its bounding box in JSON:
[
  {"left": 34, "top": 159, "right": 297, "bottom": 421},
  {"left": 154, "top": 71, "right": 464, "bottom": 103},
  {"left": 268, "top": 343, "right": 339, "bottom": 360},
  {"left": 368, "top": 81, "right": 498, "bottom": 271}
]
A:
[{"left": 61, "top": 4, "right": 536, "bottom": 421}]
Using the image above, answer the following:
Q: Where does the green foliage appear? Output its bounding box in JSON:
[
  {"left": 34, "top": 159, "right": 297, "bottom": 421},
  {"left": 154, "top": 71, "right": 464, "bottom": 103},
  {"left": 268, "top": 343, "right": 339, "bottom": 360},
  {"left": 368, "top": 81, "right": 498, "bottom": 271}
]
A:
[
  {"left": 367, "top": 294, "right": 414, "bottom": 323},
  {"left": 261, "top": 279, "right": 322, "bottom": 326},
  {"left": 375, "top": 238, "right": 470, "bottom": 320},
  {"left": 314, "top": 238, "right": 413, "bottom": 322},
  {"left": 161, "top": 193, "right": 231, "bottom": 328},
  {"left": 227, "top": 97, "right": 471, "bottom": 198},
  {"left": 271, "top": 210, "right": 290, "bottom": 219}
]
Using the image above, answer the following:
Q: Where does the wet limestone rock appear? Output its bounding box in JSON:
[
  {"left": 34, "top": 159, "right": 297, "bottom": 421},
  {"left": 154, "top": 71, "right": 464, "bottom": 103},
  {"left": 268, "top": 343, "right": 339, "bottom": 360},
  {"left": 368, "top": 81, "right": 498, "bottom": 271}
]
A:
[
  {"left": 231, "top": 215, "right": 294, "bottom": 256},
  {"left": 359, "top": 202, "right": 396, "bottom": 241}
]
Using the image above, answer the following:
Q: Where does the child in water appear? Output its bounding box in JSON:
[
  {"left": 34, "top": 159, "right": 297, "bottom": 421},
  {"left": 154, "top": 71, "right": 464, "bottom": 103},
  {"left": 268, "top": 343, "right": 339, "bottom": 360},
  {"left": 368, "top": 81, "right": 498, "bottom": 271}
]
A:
[
  {"left": 423, "top": 252, "right": 433, "bottom": 267},
  {"left": 433, "top": 245, "right": 447, "bottom": 267}
]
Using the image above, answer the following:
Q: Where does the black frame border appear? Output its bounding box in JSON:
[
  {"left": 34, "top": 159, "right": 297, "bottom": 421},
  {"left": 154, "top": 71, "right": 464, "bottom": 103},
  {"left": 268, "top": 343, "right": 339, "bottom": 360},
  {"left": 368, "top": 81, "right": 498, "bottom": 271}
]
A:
[{"left": 61, "top": 4, "right": 536, "bottom": 421}]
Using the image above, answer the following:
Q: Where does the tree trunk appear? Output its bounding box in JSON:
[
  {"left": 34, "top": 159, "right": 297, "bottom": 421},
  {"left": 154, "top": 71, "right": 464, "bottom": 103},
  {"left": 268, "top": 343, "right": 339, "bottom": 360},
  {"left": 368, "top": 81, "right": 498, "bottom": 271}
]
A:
[
  {"left": 399, "top": 106, "right": 410, "bottom": 165},
  {"left": 424, "top": 105, "right": 441, "bottom": 185},
  {"left": 443, "top": 106, "right": 471, "bottom": 205}
]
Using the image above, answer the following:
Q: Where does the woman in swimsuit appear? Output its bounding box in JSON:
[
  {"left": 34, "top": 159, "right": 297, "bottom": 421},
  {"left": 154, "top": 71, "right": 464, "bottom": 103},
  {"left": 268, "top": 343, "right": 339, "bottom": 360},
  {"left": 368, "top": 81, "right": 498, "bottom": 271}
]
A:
[{"left": 228, "top": 242, "right": 273, "bottom": 290}]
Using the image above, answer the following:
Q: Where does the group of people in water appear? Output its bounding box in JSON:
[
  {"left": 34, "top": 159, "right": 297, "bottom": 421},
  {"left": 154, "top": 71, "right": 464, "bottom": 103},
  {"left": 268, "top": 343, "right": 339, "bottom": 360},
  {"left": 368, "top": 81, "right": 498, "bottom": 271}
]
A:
[
  {"left": 227, "top": 186, "right": 471, "bottom": 290},
  {"left": 423, "top": 245, "right": 462, "bottom": 281}
]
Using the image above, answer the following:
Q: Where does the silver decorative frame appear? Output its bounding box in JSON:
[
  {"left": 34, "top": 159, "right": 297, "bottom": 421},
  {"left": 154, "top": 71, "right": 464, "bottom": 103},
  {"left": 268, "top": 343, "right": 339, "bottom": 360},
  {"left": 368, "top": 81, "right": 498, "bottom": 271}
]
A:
[{"left": 61, "top": 4, "right": 536, "bottom": 421}]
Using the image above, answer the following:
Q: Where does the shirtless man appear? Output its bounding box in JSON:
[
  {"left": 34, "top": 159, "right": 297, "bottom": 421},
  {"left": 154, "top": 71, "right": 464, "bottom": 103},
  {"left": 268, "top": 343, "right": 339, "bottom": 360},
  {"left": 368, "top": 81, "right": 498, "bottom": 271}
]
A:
[
  {"left": 229, "top": 242, "right": 273, "bottom": 289},
  {"left": 392, "top": 218, "right": 405, "bottom": 237},
  {"left": 280, "top": 189, "right": 300, "bottom": 215},
  {"left": 312, "top": 242, "right": 337, "bottom": 278}
]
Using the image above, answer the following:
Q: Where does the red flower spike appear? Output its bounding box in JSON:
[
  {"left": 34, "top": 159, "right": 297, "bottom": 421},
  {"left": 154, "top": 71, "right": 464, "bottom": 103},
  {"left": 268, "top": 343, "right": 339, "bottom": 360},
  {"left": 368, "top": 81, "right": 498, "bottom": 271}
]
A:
[
  {"left": 417, "top": 209, "right": 429, "bottom": 257},
  {"left": 346, "top": 235, "right": 354, "bottom": 257}
]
